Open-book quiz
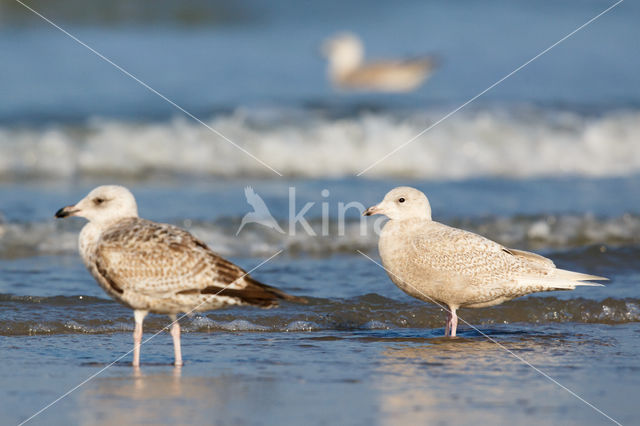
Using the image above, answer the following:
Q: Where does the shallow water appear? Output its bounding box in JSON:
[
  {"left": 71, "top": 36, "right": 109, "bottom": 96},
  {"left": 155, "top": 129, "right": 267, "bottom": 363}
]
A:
[
  {"left": 2, "top": 325, "right": 639, "bottom": 425},
  {"left": 1, "top": 179, "right": 639, "bottom": 425}
]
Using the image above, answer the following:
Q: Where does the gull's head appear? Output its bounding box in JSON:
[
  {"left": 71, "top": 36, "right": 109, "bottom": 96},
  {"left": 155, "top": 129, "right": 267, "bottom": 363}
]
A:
[
  {"left": 363, "top": 186, "right": 432, "bottom": 221},
  {"left": 55, "top": 185, "right": 138, "bottom": 225},
  {"left": 321, "top": 32, "right": 364, "bottom": 75}
]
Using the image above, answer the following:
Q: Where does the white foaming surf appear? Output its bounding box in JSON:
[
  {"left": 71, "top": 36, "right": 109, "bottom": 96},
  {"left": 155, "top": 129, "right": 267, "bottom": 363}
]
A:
[{"left": 1, "top": 108, "right": 639, "bottom": 180}]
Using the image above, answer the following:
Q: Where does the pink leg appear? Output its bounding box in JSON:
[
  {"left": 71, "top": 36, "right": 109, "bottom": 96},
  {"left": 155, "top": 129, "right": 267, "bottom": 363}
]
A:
[
  {"left": 444, "top": 311, "right": 452, "bottom": 336},
  {"left": 169, "top": 314, "right": 183, "bottom": 367},
  {"left": 133, "top": 310, "right": 148, "bottom": 367},
  {"left": 450, "top": 308, "right": 458, "bottom": 337}
]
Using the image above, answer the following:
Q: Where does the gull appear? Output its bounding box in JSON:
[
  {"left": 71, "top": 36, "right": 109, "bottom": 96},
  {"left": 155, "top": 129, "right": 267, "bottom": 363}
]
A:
[
  {"left": 321, "top": 32, "right": 438, "bottom": 92},
  {"left": 55, "top": 185, "right": 304, "bottom": 366},
  {"left": 236, "top": 186, "right": 285, "bottom": 235},
  {"left": 364, "top": 186, "right": 607, "bottom": 337}
]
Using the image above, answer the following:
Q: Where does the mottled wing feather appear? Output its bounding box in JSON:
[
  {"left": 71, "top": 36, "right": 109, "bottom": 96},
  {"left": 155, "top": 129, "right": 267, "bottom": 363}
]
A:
[
  {"left": 410, "top": 224, "right": 553, "bottom": 287},
  {"left": 95, "top": 218, "right": 299, "bottom": 307},
  {"left": 504, "top": 248, "right": 555, "bottom": 269}
]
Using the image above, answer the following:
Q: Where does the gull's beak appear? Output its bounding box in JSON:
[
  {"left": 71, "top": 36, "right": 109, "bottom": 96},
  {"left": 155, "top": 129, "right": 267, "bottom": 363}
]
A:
[
  {"left": 363, "top": 204, "right": 382, "bottom": 216},
  {"left": 55, "top": 205, "right": 79, "bottom": 219}
]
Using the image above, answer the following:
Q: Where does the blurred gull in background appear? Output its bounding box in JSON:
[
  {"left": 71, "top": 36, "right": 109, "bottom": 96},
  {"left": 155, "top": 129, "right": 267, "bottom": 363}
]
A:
[{"left": 321, "top": 32, "right": 438, "bottom": 93}]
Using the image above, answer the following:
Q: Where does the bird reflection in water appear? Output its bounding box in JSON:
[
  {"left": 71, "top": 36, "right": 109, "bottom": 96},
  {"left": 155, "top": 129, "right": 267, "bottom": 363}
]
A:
[{"left": 373, "top": 336, "right": 577, "bottom": 425}]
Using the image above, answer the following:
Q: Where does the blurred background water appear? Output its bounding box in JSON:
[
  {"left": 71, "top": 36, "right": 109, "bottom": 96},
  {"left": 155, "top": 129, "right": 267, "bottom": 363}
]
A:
[{"left": 0, "top": 1, "right": 639, "bottom": 425}]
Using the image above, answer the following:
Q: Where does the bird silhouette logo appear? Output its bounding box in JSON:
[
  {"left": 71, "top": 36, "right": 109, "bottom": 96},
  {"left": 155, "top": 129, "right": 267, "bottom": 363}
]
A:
[{"left": 236, "top": 186, "right": 285, "bottom": 235}]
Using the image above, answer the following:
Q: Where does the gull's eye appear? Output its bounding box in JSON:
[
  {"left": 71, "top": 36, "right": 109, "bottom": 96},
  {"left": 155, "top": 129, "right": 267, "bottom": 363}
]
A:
[
  {"left": 93, "top": 197, "right": 106, "bottom": 205},
  {"left": 398, "top": 197, "right": 405, "bottom": 203}
]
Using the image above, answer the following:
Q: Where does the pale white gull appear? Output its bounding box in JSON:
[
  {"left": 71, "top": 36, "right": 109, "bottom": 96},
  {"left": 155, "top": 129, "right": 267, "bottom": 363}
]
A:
[
  {"left": 364, "top": 186, "right": 607, "bottom": 337},
  {"left": 55, "top": 185, "right": 304, "bottom": 366},
  {"left": 322, "top": 32, "right": 438, "bottom": 93}
]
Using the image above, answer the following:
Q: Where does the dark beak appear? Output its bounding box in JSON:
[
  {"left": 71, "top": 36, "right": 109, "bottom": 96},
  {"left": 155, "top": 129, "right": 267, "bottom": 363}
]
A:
[
  {"left": 363, "top": 205, "right": 380, "bottom": 216},
  {"left": 55, "top": 205, "right": 79, "bottom": 218}
]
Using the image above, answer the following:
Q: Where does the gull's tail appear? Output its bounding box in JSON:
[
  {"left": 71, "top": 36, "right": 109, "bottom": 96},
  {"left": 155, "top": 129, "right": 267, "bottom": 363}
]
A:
[{"left": 546, "top": 268, "right": 608, "bottom": 290}]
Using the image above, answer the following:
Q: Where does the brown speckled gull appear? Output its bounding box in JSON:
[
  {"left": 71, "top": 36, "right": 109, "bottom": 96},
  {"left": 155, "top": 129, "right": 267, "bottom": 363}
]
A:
[
  {"left": 364, "top": 186, "right": 607, "bottom": 337},
  {"left": 55, "top": 185, "right": 304, "bottom": 367}
]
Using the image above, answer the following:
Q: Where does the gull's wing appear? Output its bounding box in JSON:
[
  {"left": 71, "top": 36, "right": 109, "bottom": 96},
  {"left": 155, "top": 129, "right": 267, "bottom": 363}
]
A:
[
  {"left": 409, "top": 223, "right": 534, "bottom": 287},
  {"left": 401, "top": 55, "right": 440, "bottom": 70},
  {"left": 410, "top": 222, "right": 605, "bottom": 290},
  {"left": 93, "top": 218, "right": 301, "bottom": 307},
  {"left": 341, "top": 58, "right": 436, "bottom": 91},
  {"left": 502, "top": 247, "right": 554, "bottom": 269}
]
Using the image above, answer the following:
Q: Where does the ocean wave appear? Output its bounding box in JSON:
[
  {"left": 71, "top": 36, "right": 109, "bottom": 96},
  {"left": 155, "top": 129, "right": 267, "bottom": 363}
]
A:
[
  {"left": 1, "top": 293, "right": 637, "bottom": 336},
  {"left": 1, "top": 107, "right": 639, "bottom": 179},
  {"left": 1, "top": 214, "right": 639, "bottom": 259}
]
